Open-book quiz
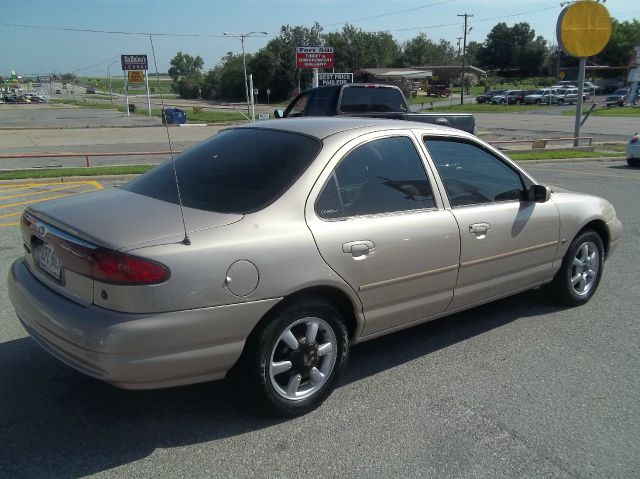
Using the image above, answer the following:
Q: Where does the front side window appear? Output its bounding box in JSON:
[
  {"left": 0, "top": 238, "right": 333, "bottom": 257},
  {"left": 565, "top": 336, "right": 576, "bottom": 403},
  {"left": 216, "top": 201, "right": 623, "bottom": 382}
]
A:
[
  {"left": 123, "top": 129, "right": 321, "bottom": 214},
  {"left": 424, "top": 138, "right": 524, "bottom": 207},
  {"left": 316, "top": 136, "right": 435, "bottom": 219},
  {"left": 286, "top": 92, "right": 311, "bottom": 117}
]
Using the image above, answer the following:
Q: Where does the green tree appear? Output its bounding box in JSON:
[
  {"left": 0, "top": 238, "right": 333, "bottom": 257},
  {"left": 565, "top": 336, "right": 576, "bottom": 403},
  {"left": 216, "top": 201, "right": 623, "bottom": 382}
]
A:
[
  {"left": 401, "top": 33, "right": 456, "bottom": 66},
  {"left": 476, "top": 22, "right": 547, "bottom": 76},
  {"left": 594, "top": 19, "right": 640, "bottom": 67},
  {"left": 168, "top": 52, "right": 204, "bottom": 81}
]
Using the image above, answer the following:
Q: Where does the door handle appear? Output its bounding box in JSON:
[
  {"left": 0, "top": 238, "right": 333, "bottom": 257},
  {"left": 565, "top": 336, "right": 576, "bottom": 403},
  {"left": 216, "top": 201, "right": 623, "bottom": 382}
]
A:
[
  {"left": 342, "top": 240, "right": 375, "bottom": 258},
  {"left": 469, "top": 223, "right": 491, "bottom": 238}
]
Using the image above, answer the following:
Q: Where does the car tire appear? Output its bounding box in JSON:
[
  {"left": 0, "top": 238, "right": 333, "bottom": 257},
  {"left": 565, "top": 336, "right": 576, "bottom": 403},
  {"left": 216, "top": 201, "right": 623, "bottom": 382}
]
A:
[
  {"left": 535, "top": 100, "right": 541, "bottom": 105},
  {"left": 237, "top": 297, "right": 349, "bottom": 416},
  {"left": 628, "top": 157, "right": 640, "bottom": 167},
  {"left": 558, "top": 99, "right": 564, "bottom": 105},
  {"left": 548, "top": 230, "right": 605, "bottom": 306}
]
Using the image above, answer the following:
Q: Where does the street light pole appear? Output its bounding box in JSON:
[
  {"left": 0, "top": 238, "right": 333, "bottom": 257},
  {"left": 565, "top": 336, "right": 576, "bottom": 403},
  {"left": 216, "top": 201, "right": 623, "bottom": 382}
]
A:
[
  {"left": 107, "top": 60, "right": 118, "bottom": 105},
  {"left": 223, "top": 31, "right": 268, "bottom": 120}
]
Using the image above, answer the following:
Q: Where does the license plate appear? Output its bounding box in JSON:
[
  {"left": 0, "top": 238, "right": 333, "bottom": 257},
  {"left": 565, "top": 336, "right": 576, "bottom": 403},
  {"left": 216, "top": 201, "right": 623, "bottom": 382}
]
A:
[{"left": 35, "top": 242, "right": 61, "bottom": 279}]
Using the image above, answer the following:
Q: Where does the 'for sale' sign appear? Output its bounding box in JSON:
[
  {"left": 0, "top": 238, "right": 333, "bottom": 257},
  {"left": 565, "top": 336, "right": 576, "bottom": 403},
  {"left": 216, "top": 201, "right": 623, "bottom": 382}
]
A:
[{"left": 296, "top": 47, "right": 334, "bottom": 69}]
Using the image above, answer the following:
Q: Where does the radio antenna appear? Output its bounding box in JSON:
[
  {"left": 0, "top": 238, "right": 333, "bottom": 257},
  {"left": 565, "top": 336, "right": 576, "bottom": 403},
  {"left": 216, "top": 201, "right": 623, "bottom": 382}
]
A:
[{"left": 149, "top": 34, "right": 191, "bottom": 245}]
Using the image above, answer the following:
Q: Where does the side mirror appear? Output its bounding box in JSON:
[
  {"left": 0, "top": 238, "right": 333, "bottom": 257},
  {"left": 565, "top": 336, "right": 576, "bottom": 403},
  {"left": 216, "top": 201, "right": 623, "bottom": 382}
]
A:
[
  {"left": 274, "top": 109, "right": 285, "bottom": 119},
  {"left": 529, "top": 184, "right": 551, "bottom": 203}
]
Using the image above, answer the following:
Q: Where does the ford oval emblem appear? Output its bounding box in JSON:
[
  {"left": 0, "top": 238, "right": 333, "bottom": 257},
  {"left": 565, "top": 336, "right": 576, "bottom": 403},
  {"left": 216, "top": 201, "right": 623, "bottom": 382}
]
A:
[{"left": 35, "top": 223, "right": 47, "bottom": 238}]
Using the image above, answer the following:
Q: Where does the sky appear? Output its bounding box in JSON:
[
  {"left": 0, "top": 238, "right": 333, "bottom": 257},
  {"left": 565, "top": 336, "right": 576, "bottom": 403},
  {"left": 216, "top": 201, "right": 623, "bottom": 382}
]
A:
[{"left": 2, "top": 0, "right": 639, "bottom": 77}]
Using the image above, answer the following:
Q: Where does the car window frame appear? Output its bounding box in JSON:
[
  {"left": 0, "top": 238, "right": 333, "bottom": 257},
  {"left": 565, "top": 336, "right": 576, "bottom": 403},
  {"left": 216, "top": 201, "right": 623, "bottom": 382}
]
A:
[
  {"left": 312, "top": 131, "right": 442, "bottom": 221},
  {"left": 420, "top": 135, "right": 534, "bottom": 209}
]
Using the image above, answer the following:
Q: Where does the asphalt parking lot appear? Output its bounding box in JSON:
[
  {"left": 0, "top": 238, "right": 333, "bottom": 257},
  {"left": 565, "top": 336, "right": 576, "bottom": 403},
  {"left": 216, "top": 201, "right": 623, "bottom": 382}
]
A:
[{"left": 0, "top": 159, "right": 638, "bottom": 478}]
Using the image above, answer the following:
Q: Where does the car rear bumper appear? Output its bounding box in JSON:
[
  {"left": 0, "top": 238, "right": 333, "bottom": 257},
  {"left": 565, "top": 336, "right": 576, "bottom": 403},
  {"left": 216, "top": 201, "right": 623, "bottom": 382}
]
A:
[{"left": 8, "top": 259, "right": 281, "bottom": 389}]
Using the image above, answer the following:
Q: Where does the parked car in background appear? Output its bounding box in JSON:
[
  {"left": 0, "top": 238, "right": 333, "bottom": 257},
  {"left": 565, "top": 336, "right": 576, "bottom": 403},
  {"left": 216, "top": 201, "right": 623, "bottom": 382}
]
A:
[
  {"left": 476, "top": 89, "right": 507, "bottom": 104},
  {"left": 524, "top": 89, "right": 558, "bottom": 105},
  {"left": 627, "top": 132, "right": 640, "bottom": 167},
  {"left": 606, "top": 89, "right": 628, "bottom": 106},
  {"left": 426, "top": 84, "right": 451, "bottom": 97},
  {"left": 490, "top": 90, "right": 531, "bottom": 105},
  {"left": 7, "top": 118, "right": 622, "bottom": 416},
  {"left": 552, "top": 88, "right": 580, "bottom": 105}
]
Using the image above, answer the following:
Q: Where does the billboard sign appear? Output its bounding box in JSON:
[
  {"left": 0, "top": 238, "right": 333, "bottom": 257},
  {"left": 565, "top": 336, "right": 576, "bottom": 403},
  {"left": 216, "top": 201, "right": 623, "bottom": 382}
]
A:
[
  {"left": 127, "top": 70, "right": 145, "bottom": 90},
  {"left": 296, "top": 47, "right": 334, "bottom": 69},
  {"left": 318, "top": 73, "right": 353, "bottom": 86},
  {"left": 121, "top": 54, "right": 148, "bottom": 71},
  {"left": 37, "top": 75, "right": 51, "bottom": 83}
]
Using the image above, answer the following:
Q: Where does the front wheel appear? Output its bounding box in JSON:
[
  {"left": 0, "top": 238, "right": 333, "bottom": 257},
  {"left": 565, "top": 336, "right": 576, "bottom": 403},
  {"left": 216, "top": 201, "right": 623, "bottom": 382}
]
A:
[
  {"left": 548, "top": 230, "right": 605, "bottom": 306},
  {"left": 237, "top": 298, "right": 349, "bottom": 416}
]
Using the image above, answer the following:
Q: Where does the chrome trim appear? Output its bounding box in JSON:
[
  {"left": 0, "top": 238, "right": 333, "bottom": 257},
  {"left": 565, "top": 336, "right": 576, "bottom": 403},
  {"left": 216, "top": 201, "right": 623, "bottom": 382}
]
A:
[
  {"left": 359, "top": 264, "right": 459, "bottom": 291},
  {"left": 460, "top": 241, "right": 558, "bottom": 268},
  {"left": 32, "top": 220, "right": 98, "bottom": 250}
]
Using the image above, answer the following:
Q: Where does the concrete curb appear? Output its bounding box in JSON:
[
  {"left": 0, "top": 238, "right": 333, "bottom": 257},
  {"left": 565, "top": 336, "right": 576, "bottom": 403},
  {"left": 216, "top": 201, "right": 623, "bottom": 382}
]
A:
[{"left": 0, "top": 156, "right": 627, "bottom": 184}]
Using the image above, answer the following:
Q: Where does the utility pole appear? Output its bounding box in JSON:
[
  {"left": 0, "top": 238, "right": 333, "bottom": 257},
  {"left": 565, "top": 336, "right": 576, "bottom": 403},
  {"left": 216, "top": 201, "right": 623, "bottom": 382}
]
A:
[
  {"left": 456, "top": 37, "right": 463, "bottom": 57},
  {"left": 457, "top": 13, "right": 473, "bottom": 105}
]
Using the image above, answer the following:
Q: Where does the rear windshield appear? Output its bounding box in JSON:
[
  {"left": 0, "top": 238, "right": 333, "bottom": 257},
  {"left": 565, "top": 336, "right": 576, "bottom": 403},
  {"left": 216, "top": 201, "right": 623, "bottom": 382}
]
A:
[
  {"left": 339, "top": 86, "right": 406, "bottom": 113},
  {"left": 123, "top": 128, "right": 321, "bottom": 214}
]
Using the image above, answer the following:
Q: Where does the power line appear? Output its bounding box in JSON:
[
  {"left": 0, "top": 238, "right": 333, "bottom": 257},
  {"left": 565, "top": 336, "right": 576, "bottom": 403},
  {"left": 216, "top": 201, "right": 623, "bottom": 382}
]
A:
[{"left": 0, "top": 21, "right": 229, "bottom": 38}]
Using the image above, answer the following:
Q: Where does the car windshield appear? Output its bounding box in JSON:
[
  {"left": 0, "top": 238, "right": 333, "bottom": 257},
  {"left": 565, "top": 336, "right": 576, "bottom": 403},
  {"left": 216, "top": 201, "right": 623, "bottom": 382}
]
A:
[
  {"left": 614, "top": 89, "right": 627, "bottom": 95},
  {"left": 123, "top": 128, "right": 321, "bottom": 214},
  {"left": 531, "top": 90, "right": 544, "bottom": 95}
]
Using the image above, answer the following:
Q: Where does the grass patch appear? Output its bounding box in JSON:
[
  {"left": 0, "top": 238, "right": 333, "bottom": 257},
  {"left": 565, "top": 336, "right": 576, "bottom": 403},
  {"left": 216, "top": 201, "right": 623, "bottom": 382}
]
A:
[
  {"left": 507, "top": 150, "right": 625, "bottom": 161},
  {"left": 0, "top": 165, "right": 154, "bottom": 180},
  {"left": 431, "top": 103, "right": 546, "bottom": 113},
  {"left": 50, "top": 99, "right": 117, "bottom": 109},
  {"left": 49, "top": 100, "right": 246, "bottom": 122},
  {"left": 563, "top": 107, "right": 640, "bottom": 117}
]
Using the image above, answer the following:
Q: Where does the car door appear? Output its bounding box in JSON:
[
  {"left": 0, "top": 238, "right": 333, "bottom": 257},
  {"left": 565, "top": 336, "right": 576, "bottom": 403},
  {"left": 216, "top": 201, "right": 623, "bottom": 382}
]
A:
[
  {"left": 306, "top": 132, "right": 460, "bottom": 336},
  {"left": 422, "top": 136, "right": 560, "bottom": 310}
]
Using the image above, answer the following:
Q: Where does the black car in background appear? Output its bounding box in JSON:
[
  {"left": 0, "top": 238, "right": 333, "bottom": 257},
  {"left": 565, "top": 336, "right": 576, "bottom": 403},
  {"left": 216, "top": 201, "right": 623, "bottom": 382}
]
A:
[{"left": 476, "top": 89, "right": 507, "bottom": 104}]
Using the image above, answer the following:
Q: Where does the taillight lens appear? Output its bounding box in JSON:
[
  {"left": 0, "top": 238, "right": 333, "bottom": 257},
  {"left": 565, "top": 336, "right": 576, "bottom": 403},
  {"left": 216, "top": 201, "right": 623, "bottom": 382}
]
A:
[
  {"left": 630, "top": 135, "right": 639, "bottom": 144},
  {"left": 92, "top": 249, "right": 170, "bottom": 285}
]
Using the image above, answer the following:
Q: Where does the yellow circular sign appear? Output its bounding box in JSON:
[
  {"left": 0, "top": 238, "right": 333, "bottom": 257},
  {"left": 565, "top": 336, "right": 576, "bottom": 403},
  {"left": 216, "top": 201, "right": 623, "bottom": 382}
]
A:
[
  {"left": 559, "top": 71, "right": 566, "bottom": 79},
  {"left": 557, "top": 1, "right": 612, "bottom": 57}
]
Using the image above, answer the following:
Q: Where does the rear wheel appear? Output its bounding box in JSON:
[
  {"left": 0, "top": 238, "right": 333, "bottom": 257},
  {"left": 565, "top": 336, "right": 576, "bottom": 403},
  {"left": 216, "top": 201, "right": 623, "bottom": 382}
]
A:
[
  {"left": 237, "top": 298, "right": 349, "bottom": 416},
  {"left": 628, "top": 157, "right": 640, "bottom": 167},
  {"left": 548, "top": 230, "right": 604, "bottom": 306}
]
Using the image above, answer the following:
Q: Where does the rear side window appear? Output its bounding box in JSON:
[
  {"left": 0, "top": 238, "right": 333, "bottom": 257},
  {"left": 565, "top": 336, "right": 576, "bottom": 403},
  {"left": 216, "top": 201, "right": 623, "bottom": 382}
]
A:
[
  {"left": 339, "top": 86, "right": 407, "bottom": 113},
  {"left": 123, "top": 129, "right": 321, "bottom": 214},
  {"left": 316, "top": 136, "right": 435, "bottom": 218}
]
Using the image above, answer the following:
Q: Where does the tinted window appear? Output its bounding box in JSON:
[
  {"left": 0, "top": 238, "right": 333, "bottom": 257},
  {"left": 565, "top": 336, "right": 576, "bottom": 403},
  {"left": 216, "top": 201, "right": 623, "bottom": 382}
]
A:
[
  {"left": 339, "top": 86, "right": 407, "bottom": 113},
  {"left": 306, "top": 88, "right": 334, "bottom": 116},
  {"left": 316, "top": 136, "right": 435, "bottom": 218},
  {"left": 286, "top": 92, "right": 310, "bottom": 117},
  {"left": 123, "top": 129, "right": 321, "bottom": 214},
  {"left": 424, "top": 138, "right": 524, "bottom": 207}
]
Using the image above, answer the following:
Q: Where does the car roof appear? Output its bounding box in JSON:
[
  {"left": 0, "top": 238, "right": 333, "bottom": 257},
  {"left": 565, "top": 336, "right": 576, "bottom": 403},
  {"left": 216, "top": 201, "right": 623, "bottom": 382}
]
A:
[{"left": 234, "top": 117, "right": 456, "bottom": 140}]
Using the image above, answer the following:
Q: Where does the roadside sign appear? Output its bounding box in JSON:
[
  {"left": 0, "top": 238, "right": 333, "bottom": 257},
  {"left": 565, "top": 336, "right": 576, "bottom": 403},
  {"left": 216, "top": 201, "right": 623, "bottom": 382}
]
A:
[
  {"left": 121, "top": 54, "right": 148, "bottom": 71},
  {"left": 318, "top": 73, "right": 353, "bottom": 86},
  {"left": 296, "top": 47, "right": 334, "bottom": 69},
  {"left": 37, "top": 75, "right": 51, "bottom": 83},
  {"left": 259, "top": 113, "right": 269, "bottom": 121},
  {"left": 254, "top": 89, "right": 259, "bottom": 96},
  {"left": 559, "top": 71, "right": 566, "bottom": 79},
  {"left": 127, "top": 70, "right": 145, "bottom": 90}
]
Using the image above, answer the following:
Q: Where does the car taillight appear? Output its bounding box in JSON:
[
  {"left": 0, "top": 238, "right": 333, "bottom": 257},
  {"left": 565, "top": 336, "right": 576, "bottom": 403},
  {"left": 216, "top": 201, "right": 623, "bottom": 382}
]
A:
[
  {"left": 631, "top": 135, "right": 639, "bottom": 144},
  {"left": 91, "top": 249, "right": 170, "bottom": 285}
]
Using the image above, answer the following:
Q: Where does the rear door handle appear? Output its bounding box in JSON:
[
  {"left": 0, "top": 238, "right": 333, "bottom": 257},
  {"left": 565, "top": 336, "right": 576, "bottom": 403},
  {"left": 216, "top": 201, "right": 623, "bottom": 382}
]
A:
[
  {"left": 342, "top": 240, "right": 375, "bottom": 258},
  {"left": 469, "top": 223, "right": 491, "bottom": 238}
]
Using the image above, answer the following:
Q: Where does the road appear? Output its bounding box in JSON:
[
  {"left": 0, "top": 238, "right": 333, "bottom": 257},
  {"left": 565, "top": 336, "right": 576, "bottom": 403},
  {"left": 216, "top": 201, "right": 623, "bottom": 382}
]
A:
[{"left": 0, "top": 160, "right": 638, "bottom": 478}]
